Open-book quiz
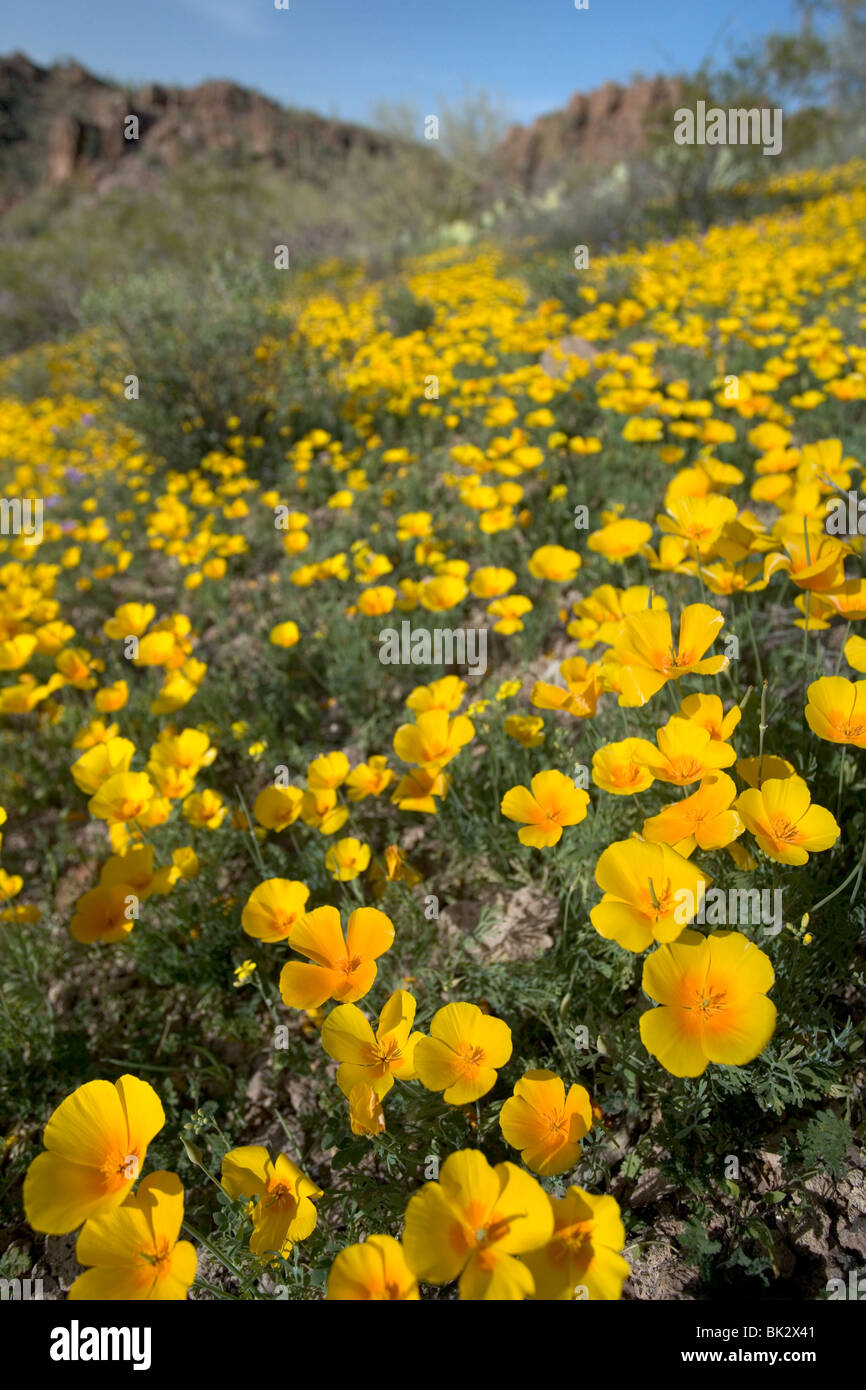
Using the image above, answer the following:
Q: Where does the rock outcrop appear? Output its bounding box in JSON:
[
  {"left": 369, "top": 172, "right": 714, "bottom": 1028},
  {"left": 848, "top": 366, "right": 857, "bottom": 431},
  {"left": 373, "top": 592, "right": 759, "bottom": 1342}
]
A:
[
  {"left": 0, "top": 51, "right": 403, "bottom": 210},
  {"left": 500, "top": 76, "right": 683, "bottom": 191},
  {"left": 0, "top": 53, "right": 685, "bottom": 211}
]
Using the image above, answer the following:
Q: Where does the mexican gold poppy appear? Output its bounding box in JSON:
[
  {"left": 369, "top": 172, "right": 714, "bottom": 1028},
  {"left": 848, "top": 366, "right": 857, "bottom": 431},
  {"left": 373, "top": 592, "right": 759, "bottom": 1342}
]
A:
[
  {"left": 657, "top": 494, "right": 738, "bottom": 555},
  {"left": 327, "top": 1234, "right": 419, "bottom": 1300},
  {"left": 221, "top": 1146, "right": 322, "bottom": 1258},
  {"left": 612, "top": 603, "right": 728, "bottom": 707},
  {"left": 639, "top": 929, "right": 776, "bottom": 1077},
  {"left": 405, "top": 675, "right": 466, "bottom": 714},
  {"left": 501, "top": 770, "right": 590, "bottom": 847},
  {"left": 805, "top": 676, "right": 866, "bottom": 747},
  {"left": 324, "top": 836, "right": 371, "bottom": 880},
  {"left": 499, "top": 1070, "right": 592, "bottom": 1176},
  {"left": 71, "top": 736, "right": 135, "bottom": 795},
  {"left": 88, "top": 771, "right": 156, "bottom": 824},
  {"left": 523, "top": 1187, "right": 629, "bottom": 1300},
  {"left": 592, "top": 739, "right": 656, "bottom": 795},
  {"left": 527, "top": 544, "right": 582, "bottom": 581},
  {"left": 393, "top": 709, "right": 475, "bottom": 769},
  {"left": 587, "top": 517, "right": 652, "bottom": 560},
  {"left": 642, "top": 772, "right": 744, "bottom": 855},
  {"left": 103, "top": 603, "right": 155, "bottom": 641},
  {"left": 182, "top": 788, "right": 226, "bottom": 830},
  {"left": 765, "top": 532, "right": 849, "bottom": 592},
  {"left": 735, "top": 754, "right": 795, "bottom": 788},
  {"left": 347, "top": 1083, "right": 386, "bottom": 1136},
  {"left": 391, "top": 766, "right": 450, "bottom": 813},
  {"left": 241, "top": 878, "right": 310, "bottom": 942},
  {"left": 415, "top": 1002, "right": 511, "bottom": 1104},
  {"left": 676, "top": 692, "right": 741, "bottom": 742},
  {"left": 253, "top": 784, "right": 304, "bottom": 831},
  {"left": 530, "top": 656, "right": 602, "bottom": 719},
  {"left": 487, "top": 594, "right": 533, "bottom": 634},
  {"left": 321, "top": 990, "right": 423, "bottom": 1098},
  {"left": 591, "top": 838, "right": 709, "bottom": 952},
  {"left": 307, "top": 751, "right": 350, "bottom": 790},
  {"left": 70, "top": 1171, "right": 196, "bottom": 1301},
  {"left": 24, "top": 1075, "right": 165, "bottom": 1234},
  {"left": 845, "top": 634, "right": 866, "bottom": 673},
  {"left": 299, "top": 787, "right": 348, "bottom": 835},
  {"left": 568, "top": 584, "right": 666, "bottom": 647},
  {"left": 345, "top": 756, "right": 395, "bottom": 799},
  {"left": 269, "top": 620, "right": 300, "bottom": 647},
  {"left": 629, "top": 718, "right": 736, "bottom": 786},
  {"left": 735, "top": 775, "right": 840, "bottom": 865},
  {"left": 402, "top": 1149, "right": 553, "bottom": 1300},
  {"left": 71, "top": 883, "right": 138, "bottom": 944},
  {"left": 94, "top": 680, "right": 129, "bottom": 713},
  {"left": 279, "top": 905, "right": 394, "bottom": 1008}
]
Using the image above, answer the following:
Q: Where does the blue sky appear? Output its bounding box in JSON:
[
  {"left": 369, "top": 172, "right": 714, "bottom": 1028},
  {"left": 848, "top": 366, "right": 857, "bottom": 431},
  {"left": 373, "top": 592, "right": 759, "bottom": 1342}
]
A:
[{"left": 1, "top": 0, "right": 804, "bottom": 127}]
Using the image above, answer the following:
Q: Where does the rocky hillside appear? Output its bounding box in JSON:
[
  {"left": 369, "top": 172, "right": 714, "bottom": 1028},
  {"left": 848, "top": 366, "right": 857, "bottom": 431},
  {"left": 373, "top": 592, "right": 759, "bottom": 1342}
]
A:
[
  {"left": 500, "top": 76, "right": 683, "bottom": 191},
  {"left": 0, "top": 53, "right": 683, "bottom": 211},
  {"left": 0, "top": 52, "right": 406, "bottom": 211}
]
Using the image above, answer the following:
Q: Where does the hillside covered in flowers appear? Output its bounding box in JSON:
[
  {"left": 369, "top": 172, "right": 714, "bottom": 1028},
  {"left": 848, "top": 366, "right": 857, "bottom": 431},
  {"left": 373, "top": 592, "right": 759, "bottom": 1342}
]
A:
[{"left": 2, "top": 158, "right": 866, "bottom": 1302}]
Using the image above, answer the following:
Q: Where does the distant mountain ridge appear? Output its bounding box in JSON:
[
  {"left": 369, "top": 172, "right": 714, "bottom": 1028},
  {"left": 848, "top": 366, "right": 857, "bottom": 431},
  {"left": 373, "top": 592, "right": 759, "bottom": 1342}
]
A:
[
  {"left": 0, "top": 51, "right": 404, "bottom": 211},
  {"left": 0, "top": 52, "right": 682, "bottom": 210}
]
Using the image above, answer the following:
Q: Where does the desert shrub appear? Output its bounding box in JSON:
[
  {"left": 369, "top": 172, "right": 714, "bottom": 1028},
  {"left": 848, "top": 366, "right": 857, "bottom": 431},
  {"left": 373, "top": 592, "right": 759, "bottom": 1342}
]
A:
[
  {"left": 377, "top": 283, "right": 436, "bottom": 336},
  {"left": 79, "top": 256, "right": 343, "bottom": 477}
]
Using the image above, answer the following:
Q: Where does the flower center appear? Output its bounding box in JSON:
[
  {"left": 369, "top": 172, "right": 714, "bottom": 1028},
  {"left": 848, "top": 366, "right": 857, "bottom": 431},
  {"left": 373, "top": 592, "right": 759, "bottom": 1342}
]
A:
[
  {"left": 550, "top": 1220, "right": 593, "bottom": 1267},
  {"left": 369, "top": 1037, "right": 401, "bottom": 1074},
  {"left": 457, "top": 1042, "right": 486, "bottom": 1069},
  {"left": 472, "top": 1213, "right": 513, "bottom": 1249},
  {"left": 265, "top": 1180, "right": 296, "bottom": 1212},
  {"left": 770, "top": 813, "right": 801, "bottom": 843},
  {"left": 832, "top": 710, "right": 866, "bottom": 737},
  {"left": 643, "top": 878, "right": 675, "bottom": 918},
  {"left": 100, "top": 1148, "right": 140, "bottom": 1192},
  {"left": 141, "top": 1237, "right": 173, "bottom": 1277},
  {"left": 672, "top": 757, "right": 704, "bottom": 781},
  {"left": 689, "top": 986, "right": 727, "bottom": 1017},
  {"left": 665, "top": 646, "right": 696, "bottom": 671}
]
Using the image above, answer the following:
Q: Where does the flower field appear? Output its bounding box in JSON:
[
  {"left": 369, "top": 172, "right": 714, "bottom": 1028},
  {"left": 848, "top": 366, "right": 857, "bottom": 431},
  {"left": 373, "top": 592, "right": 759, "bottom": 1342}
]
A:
[{"left": 2, "top": 158, "right": 866, "bottom": 1302}]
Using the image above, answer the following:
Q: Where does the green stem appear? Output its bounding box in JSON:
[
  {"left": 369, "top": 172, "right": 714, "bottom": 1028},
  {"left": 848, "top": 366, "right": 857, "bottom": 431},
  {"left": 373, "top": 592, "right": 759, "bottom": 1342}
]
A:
[
  {"left": 757, "top": 680, "right": 768, "bottom": 786},
  {"left": 835, "top": 621, "right": 851, "bottom": 676},
  {"left": 693, "top": 541, "right": 707, "bottom": 603},
  {"left": 742, "top": 597, "right": 764, "bottom": 687},
  {"left": 836, "top": 744, "right": 847, "bottom": 821},
  {"left": 253, "top": 971, "right": 282, "bottom": 1029},
  {"left": 234, "top": 783, "right": 268, "bottom": 877},
  {"left": 811, "top": 834, "right": 866, "bottom": 916},
  {"left": 182, "top": 1220, "right": 247, "bottom": 1286},
  {"left": 193, "top": 1278, "right": 243, "bottom": 1301},
  {"left": 802, "top": 590, "right": 811, "bottom": 671}
]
